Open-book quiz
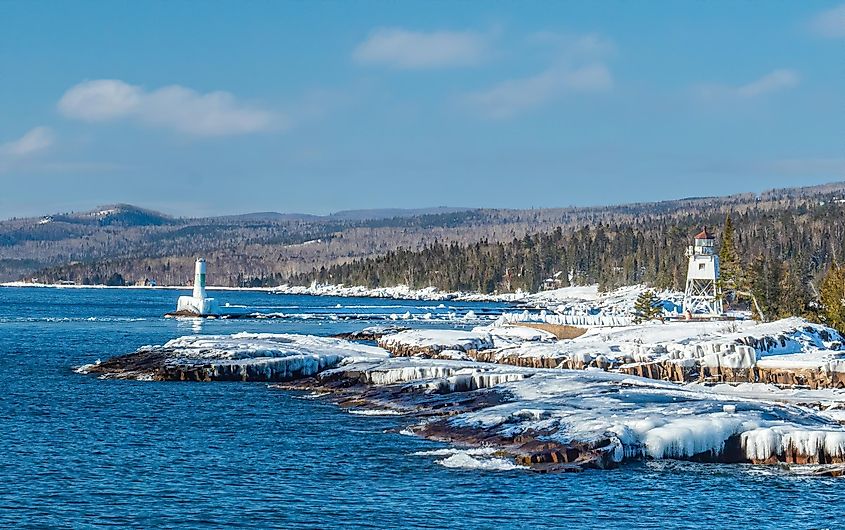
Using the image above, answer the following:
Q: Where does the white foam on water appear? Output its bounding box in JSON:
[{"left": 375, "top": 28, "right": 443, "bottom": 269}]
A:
[
  {"left": 74, "top": 360, "right": 101, "bottom": 374},
  {"left": 347, "top": 409, "right": 404, "bottom": 416},
  {"left": 435, "top": 451, "right": 523, "bottom": 471},
  {"left": 411, "top": 447, "right": 498, "bottom": 457}
]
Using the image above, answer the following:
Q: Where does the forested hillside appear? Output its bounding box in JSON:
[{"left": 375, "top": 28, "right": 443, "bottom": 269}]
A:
[
  {"left": 10, "top": 182, "right": 845, "bottom": 291},
  {"left": 294, "top": 191, "right": 845, "bottom": 304}
]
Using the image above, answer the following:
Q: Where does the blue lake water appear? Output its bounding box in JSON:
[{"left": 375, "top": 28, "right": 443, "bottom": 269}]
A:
[{"left": 0, "top": 287, "right": 840, "bottom": 529}]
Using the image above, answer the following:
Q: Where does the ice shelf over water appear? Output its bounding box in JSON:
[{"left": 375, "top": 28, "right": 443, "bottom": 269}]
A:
[
  {"left": 84, "top": 312, "right": 845, "bottom": 470},
  {"left": 320, "top": 356, "right": 845, "bottom": 466},
  {"left": 79, "top": 333, "right": 388, "bottom": 381}
]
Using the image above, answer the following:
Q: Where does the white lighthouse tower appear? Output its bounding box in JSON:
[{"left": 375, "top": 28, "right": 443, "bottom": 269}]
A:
[
  {"left": 683, "top": 227, "right": 723, "bottom": 316},
  {"left": 176, "top": 258, "right": 219, "bottom": 316}
]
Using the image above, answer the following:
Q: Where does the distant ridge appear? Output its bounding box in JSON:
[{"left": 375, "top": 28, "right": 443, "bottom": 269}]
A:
[
  {"left": 47, "top": 204, "right": 174, "bottom": 227},
  {"left": 2, "top": 180, "right": 845, "bottom": 286},
  {"left": 7, "top": 181, "right": 845, "bottom": 225},
  {"left": 214, "top": 207, "right": 475, "bottom": 223}
]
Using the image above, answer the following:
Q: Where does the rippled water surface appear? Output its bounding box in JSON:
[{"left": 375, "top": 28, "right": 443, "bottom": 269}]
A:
[{"left": 0, "top": 287, "right": 840, "bottom": 529}]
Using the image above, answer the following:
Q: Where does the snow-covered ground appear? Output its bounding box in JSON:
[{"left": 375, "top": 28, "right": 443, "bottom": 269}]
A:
[
  {"left": 375, "top": 317, "right": 843, "bottom": 375},
  {"left": 78, "top": 332, "right": 388, "bottom": 381},
  {"left": 319, "top": 356, "right": 845, "bottom": 466},
  {"left": 271, "top": 282, "right": 527, "bottom": 302},
  {"left": 84, "top": 317, "right": 845, "bottom": 469},
  {"left": 270, "top": 282, "right": 680, "bottom": 311}
]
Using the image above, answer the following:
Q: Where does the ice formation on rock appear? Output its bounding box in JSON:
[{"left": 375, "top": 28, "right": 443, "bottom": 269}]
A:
[
  {"left": 80, "top": 332, "right": 388, "bottom": 381},
  {"left": 377, "top": 329, "right": 494, "bottom": 357},
  {"left": 83, "top": 316, "right": 845, "bottom": 471},
  {"left": 317, "top": 356, "right": 845, "bottom": 467}
]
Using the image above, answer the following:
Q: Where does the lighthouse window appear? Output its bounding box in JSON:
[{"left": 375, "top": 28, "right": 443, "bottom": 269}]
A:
[{"left": 698, "top": 263, "right": 705, "bottom": 270}]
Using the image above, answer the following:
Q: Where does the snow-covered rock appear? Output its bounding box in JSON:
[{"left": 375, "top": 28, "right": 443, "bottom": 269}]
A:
[
  {"left": 377, "top": 329, "right": 494, "bottom": 358},
  {"left": 317, "top": 356, "right": 845, "bottom": 468},
  {"left": 471, "top": 325, "right": 557, "bottom": 347},
  {"left": 79, "top": 333, "right": 388, "bottom": 381}
]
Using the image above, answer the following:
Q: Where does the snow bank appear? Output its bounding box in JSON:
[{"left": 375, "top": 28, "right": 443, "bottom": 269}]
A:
[
  {"left": 757, "top": 351, "right": 845, "bottom": 373},
  {"left": 272, "top": 282, "right": 526, "bottom": 302},
  {"left": 471, "top": 325, "right": 557, "bottom": 347},
  {"left": 473, "top": 318, "right": 843, "bottom": 382},
  {"left": 377, "top": 329, "right": 494, "bottom": 357},
  {"left": 514, "top": 284, "right": 685, "bottom": 320}
]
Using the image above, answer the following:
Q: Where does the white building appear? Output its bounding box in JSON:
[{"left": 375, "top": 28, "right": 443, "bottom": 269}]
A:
[
  {"left": 683, "top": 227, "right": 723, "bottom": 316},
  {"left": 176, "top": 258, "right": 219, "bottom": 316}
]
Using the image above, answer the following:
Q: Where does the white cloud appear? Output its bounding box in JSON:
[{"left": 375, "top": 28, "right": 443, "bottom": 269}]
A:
[
  {"left": 0, "top": 126, "right": 54, "bottom": 158},
  {"left": 353, "top": 28, "right": 488, "bottom": 69},
  {"left": 58, "top": 79, "right": 276, "bottom": 136},
  {"left": 526, "top": 31, "right": 616, "bottom": 58},
  {"left": 464, "top": 63, "right": 612, "bottom": 119},
  {"left": 735, "top": 69, "right": 800, "bottom": 97},
  {"left": 695, "top": 69, "right": 800, "bottom": 100},
  {"left": 811, "top": 3, "right": 845, "bottom": 38}
]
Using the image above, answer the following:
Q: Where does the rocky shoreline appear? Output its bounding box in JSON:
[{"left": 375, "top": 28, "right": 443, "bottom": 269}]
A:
[{"left": 78, "top": 320, "right": 845, "bottom": 474}]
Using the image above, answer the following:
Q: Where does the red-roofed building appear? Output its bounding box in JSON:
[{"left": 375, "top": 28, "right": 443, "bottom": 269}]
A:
[{"left": 694, "top": 226, "right": 714, "bottom": 240}]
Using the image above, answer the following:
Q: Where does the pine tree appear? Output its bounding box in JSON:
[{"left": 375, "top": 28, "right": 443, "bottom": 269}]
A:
[
  {"left": 633, "top": 290, "right": 662, "bottom": 323},
  {"left": 819, "top": 263, "right": 845, "bottom": 334},
  {"left": 719, "top": 214, "right": 742, "bottom": 298},
  {"left": 748, "top": 255, "right": 782, "bottom": 321},
  {"left": 777, "top": 261, "right": 809, "bottom": 319}
]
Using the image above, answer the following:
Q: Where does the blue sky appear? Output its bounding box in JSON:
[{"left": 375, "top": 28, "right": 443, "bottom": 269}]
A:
[{"left": 1, "top": 1, "right": 843, "bottom": 217}]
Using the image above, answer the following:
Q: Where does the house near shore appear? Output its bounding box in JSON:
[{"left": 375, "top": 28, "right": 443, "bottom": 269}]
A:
[{"left": 541, "top": 271, "right": 565, "bottom": 291}]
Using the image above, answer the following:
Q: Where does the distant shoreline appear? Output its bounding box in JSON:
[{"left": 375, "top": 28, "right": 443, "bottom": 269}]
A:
[{"left": 0, "top": 282, "right": 275, "bottom": 293}]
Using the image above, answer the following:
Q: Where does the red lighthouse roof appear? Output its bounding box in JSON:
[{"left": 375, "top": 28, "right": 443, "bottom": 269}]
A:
[{"left": 694, "top": 226, "right": 714, "bottom": 240}]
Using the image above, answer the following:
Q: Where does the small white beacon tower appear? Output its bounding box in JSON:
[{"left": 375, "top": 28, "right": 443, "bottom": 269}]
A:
[
  {"left": 683, "top": 227, "right": 723, "bottom": 316},
  {"left": 176, "top": 258, "right": 219, "bottom": 316}
]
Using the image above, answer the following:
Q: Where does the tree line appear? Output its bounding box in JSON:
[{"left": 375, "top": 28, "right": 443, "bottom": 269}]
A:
[{"left": 293, "top": 200, "right": 845, "bottom": 332}]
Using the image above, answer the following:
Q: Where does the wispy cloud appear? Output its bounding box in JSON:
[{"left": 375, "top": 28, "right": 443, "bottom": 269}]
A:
[
  {"left": 353, "top": 28, "right": 489, "bottom": 69},
  {"left": 526, "top": 31, "right": 616, "bottom": 59},
  {"left": 464, "top": 63, "right": 612, "bottom": 119},
  {"left": 811, "top": 3, "right": 845, "bottom": 38},
  {"left": 0, "top": 126, "right": 54, "bottom": 158},
  {"left": 58, "top": 80, "right": 278, "bottom": 136},
  {"left": 695, "top": 69, "right": 800, "bottom": 100},
  {"left": 461, "top": 30, "right": 615, "bottom": 119}
]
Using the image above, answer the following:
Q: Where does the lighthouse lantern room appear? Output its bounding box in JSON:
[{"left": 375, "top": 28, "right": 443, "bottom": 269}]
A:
[{"left": 683, "top": 227, "right": 723, "bottom": 316}]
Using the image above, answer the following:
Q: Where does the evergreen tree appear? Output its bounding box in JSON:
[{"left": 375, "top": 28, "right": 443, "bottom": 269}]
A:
[
  {"left": 719, "top": 214, "right": 742, "bottom": 297},
  {"left": 747, "top": 255, "right": 782, "bottom": 321},
  {"left": 819, "top": 263, "right": 845, "bottom": 334},
  {"left": 633, "top": 290, "right": 663, "bottom": 323},
  {"left": 777, "top": 261, "right": 809, "bottom": 319}
]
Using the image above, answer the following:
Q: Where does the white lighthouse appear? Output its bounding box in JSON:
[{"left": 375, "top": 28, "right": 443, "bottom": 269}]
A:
[
  {"left": 683, "top": 227, "right": 723, "bottom": 316},
  {"left": 176, "top": 258, "right": 219, "bottom": 316}
]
